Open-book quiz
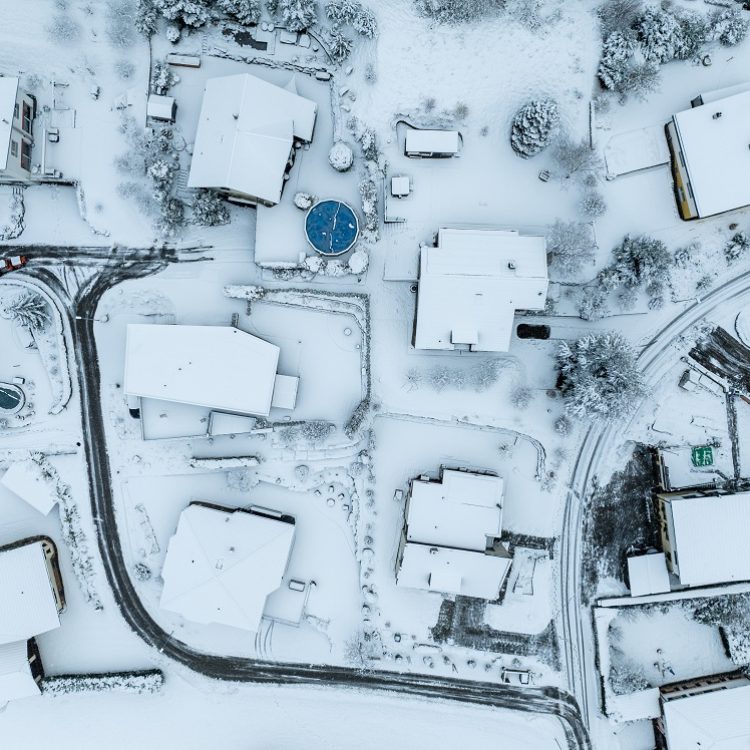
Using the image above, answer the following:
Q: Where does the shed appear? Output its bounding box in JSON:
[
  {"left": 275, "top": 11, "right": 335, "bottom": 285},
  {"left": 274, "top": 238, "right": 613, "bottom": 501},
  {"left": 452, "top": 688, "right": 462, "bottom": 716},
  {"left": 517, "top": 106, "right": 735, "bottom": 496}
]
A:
[
  {"left": 405, "top": 129, "right": 460, "bottom": 157},
  {"left": 627, "top": 553, "right": 671, "bottom": 597},
  {"left": 147, "top": 94, "right": 176, "bottom": 123}
]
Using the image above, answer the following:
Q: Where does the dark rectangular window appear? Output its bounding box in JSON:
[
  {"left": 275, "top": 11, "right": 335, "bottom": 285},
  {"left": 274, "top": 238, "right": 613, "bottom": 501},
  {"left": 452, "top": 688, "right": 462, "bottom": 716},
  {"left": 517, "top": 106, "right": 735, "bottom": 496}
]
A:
[
  {"left": 13, "top": 102, "right": 18, "bottom": 119},
  {"left": 21, "top": 102, "right": 32, "bottom": 134},
  {"left": 10, "top": 140, "right": 17, "bottom": 158},
  {"left": 20, "top": 140, "right": 31, "bottom": 171}
]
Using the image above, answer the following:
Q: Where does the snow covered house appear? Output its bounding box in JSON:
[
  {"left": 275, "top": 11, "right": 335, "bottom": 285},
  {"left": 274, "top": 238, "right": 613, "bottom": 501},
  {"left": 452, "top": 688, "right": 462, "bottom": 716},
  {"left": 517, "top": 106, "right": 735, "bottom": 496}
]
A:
[
  {"left": 667, "top": 88, "right": 750, "bottom": 220},
  {"left": 123, "top": 324, "right": 299, "bottom": 419},
  {"left": 413, "top": 227, "right": 548, "bottom": 353},
  {"left": 0, "top": 537, "right": 65, "bottom": 646},
  {"left": 160, "top": 502, "right": 295, "bottom": 633},
  {"left": 187, "top": 73, "right": 317, "bottom": 206},
  {"left": 656, "top": 671, "right": 750, "bottom": 748},
  {"left": 0, "top": 77, "right": 36, "bottom": 184},
  {"left": 0, "top": 639, "right": 44, "bottom": 706},
  {"left": 656, "top": 488, "right": 750, "bottom": 587},
  {"left": 1, "top": 460, "right": 58, "bottom": 515},
  {"left": 396, "top": 468, "right": 512, "bottom": 599}
]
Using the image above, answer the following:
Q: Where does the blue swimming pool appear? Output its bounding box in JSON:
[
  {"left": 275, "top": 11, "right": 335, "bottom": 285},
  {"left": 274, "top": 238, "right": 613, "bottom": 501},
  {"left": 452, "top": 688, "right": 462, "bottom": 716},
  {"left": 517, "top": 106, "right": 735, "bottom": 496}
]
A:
[
  {"left": 0, "top": 383, "right": 24, "bottom": 414},
  {"left": 305, "top": 199, "right": 359, "bottom": 256}
]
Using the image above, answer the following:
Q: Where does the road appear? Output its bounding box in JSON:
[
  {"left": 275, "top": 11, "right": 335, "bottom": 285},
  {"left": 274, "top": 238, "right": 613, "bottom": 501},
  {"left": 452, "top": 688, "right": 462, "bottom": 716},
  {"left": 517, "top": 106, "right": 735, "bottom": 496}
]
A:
[
  {"left": 560, "top": 269, "right": 750, "bottom": 737},
  {"left": 22, "top": 261, "right": 593, "bottom": 750}
]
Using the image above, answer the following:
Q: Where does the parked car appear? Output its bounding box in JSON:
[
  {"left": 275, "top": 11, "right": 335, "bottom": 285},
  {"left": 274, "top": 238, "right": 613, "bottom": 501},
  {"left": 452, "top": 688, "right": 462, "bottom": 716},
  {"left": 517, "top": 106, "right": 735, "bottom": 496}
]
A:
[{"left": 1, "top": 255, "right": 27, "bottom": 274}]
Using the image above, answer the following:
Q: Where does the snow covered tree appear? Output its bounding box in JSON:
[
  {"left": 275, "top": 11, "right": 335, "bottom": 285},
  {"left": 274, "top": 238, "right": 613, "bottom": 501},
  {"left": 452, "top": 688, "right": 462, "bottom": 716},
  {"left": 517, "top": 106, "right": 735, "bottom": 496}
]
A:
[
  {"left": 598, "top": 31, "right": 636, "bottom": 91},
  {"left": 151, "top": 62, "right": 179, "bottom": 95},
  {"left": 547, "top": 220, "right": 597, "bottom": 275},
  {"left": 326, "top": 0, "right": 377, "bottom": 37},
  {"left": 192, "top": 190, "right": 230, "bottom": 226},
  {"left": 634, "top": 7, "right": 682, "bottom": 63},
  {"left": 577, "top": 285, "right": 609, "bottom": 321},
  {"left": 710, "top": 7, "right": 749, "bottom": 46},
  {"left": 674, "top": 12, "right": 709, "bottom": 61},
  {"left": 328, "top": 26, "right": 353, "bottom": 61},
  {"left": 329, "top": 141, "right": 354, "bottom": 171},
  {"left": 3, "top": 292, "right": 50, "bottom": 332},
  {"left": 135, "top": 0, "right": 160, "bottom": 36},
  {"left": 553, "top": 137, "right": 602, "bottom": 179},
  {"left": 218, "top": 0, "right": 262, "bottom": 24},
  {"left": 617, "top": 60, "right": 661, "bottom": 101},
  {"left": 414, "top": 0, "right": 504, "bottom": 24},
  {"left": 106, "top": 0, "right": 136, "bottom": 46},
  {"left": 279, "top": 0, "right": 318, "bottom": 31},
  {"left": 154, "top": 0, "right": 211, "bottom": 28},
  {"left": 510, "top": 99, "right": 560, "bottom": 158},
  {"left": 596, "top": 0, "right": 642, "bottom": 36},
  {"left": 579, "top": 190, "right": 607, "bottom": 219},
  {"left": 609, "top": 657, "right": 651, "bottom": 696},
  {"left": 611, "top": 234, "right": 672, "bottom": 293},
  {"left": 557, "top": 332, "right": 646, "bottom": 420},
  {"left": 725, "top": 231, "right": 750, "bottom": 264}
]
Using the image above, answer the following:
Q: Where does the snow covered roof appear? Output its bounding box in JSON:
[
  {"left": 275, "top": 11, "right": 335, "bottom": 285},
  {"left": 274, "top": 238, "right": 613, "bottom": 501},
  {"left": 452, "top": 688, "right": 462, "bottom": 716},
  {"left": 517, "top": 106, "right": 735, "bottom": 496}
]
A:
[
  {"left": 666, "top": 490, "right": 750, "bottom": 587},
  {"left": 414, "top": 228, "right": 548, "bottom": 352},
  {"left": 662, "top": 681, "right": 750, "bottom": 749},
  {"left": 672, "top": 91, "right": 750, "bottom": 218},
  {"left": 0, "top": 541, "right": 60, "bottom": 645},
  {"left": 405, "top": 129, "right": 460, "bottom": 155},
  {"left": 147, "top": 94, "right": 175, "bottom": 122},
  {"left": 160, "top": 503, "right": 295, "bottom": 632},
  {"left": 397, "top": 543, "right": 510, "bottom": 599},
  {"left": 124, "top": 324, "right": 281, "bottom": 418},
  {"left": 627, "top": 553, "right": 671, "bottom": 597},
  {"left": 1, "top": 461, "right": 58, "bottom": 515},
  {"left": 188, "top": 73, "right": 317, "bottom": 205},
  {"left": 0, "top": 641, "right": 39, "bottom": 705},
  {"left": 407, "top": 469, "right": 503, "bottom": 552},
  {"left": 0, "top": 77, "right": 19, "bottom": 171}
]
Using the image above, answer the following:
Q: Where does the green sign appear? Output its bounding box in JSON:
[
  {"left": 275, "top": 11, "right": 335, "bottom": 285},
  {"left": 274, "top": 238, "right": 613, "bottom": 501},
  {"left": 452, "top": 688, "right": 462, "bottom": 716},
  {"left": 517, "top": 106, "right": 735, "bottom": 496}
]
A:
[{"left": 691, "top": 445, "right": 714, "bottom": 467}]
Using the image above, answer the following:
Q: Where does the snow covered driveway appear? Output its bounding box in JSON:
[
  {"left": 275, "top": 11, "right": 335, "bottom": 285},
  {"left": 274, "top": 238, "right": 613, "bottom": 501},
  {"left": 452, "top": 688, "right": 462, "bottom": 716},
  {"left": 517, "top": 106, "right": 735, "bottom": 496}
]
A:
[{"left": 604, "top": 126, "right": 671, "bottom": 178}]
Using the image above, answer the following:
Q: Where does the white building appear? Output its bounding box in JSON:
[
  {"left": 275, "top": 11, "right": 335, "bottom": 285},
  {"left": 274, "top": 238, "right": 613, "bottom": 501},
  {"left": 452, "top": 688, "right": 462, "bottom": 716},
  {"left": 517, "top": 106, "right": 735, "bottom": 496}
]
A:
[
  {"left": 414, "top": 227, "right": 548, "bottom": 353},
  {"left": 124, "top": 324, "right": 299, "bottom": 419},
  {"left": 396, "top": 468, "right": 512, "bottom": 599},
  {"left": 658, "top": 672, "right": 750, "bottom": 748},
  {"left": 405, "top": 129, "right": 460, "bottom": 158},
  {"left": 667, "top": 88, "right": 750, "bottom": 219},
  {"left": 188, "top": 73, "right": 317, "bottom": 206},
  {"left": 0, "top": 77, "right": 36, "bottom": 184},
  {"left": 160, "top": 503, "right": 295, "bottom": 633},
  {"left": 656, "top": 489, "right": 750, "bottom": 587},
  {"left": 0, "top": 539, "right": 63, "bottom": 646},
  {"left": 0, "top": 640, "right": 42, "bottom": 706},
  {"left": 626, "top": 552, "right": 671, "bottom": 597}
]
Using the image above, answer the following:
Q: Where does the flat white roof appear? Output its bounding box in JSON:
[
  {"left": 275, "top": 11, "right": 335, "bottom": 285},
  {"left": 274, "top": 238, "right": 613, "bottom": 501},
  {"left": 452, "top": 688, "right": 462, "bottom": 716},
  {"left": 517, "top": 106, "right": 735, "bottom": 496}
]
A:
[
  {"left": 124, "top": 324, "right": 280, "bottom": 418},
  {"left": 405, "top": 129, "right": 460, "bottom": 154},
  {"left": 0, "top": 77, "right": 19, "bottom": 171},
  {"left": 160, "top": 504, "right": 294, "bottom": 632},
  {"left": 627, "top": 553, "right": 671, "bottom": 597},
  {"left": 407, "top": 470, "right": 503, "bottom": 551},
  {"left": 0, "top": 542, "right": 60, "bottom": 645},
  {"left": 188, "top": 73, "right": 317, "bottom": 204},
  {"left": 271, "top": 374, "right": 299, "bottom": 410},
  {"left": 397, "top": 543, "right": 510, "bottom": 599},
  {"left": 663, "top": 681, "right": 750, "bottom": 749},
  {"left": 1, "top": 461, "right": 58, "bottom": 515},
  {"left": 415, "top": 228, "right": 548, "bottom": 352},
  {"left": 667, "top": 491, "right": 750, "bottom": 587},
  {"left": 0, "top": 641, "right": 39, "bottom": 705},
  {"left": 673, "top": 90, "right": 750, "bottom": 217}
]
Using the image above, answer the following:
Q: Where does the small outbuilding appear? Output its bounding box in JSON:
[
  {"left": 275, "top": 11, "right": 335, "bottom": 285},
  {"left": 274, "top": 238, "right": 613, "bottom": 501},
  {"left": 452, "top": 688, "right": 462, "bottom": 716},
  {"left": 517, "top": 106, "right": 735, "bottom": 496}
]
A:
[
  {"left": 405, "top": 129, "right": 460, "bottom": 158},
  {"left": 147, "top": 94, "right": 176, "bottom": 123},
  {"left": 627, "top": 552, "right": 671, "bottom": 597}
]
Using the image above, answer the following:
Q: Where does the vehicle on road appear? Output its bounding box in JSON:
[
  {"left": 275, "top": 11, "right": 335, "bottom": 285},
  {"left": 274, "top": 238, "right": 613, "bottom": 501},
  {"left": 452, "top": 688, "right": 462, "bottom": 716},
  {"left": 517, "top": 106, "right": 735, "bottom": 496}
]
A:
[{"left": 1, "top": 255, "right": 27, "bottom": 274}]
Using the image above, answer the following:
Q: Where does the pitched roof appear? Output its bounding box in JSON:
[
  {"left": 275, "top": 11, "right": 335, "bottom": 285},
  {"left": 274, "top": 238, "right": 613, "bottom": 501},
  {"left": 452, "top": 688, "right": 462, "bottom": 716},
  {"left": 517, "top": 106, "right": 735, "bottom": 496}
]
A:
[
  {"left": 663, "top": 682, "right": 750, "bottom": 749},
  {"left": 124, "top": 324, "right": 281, "bottom": 418},
  {"left": 0, "top": 641, "right": 39, "bottom": 705},
  {"left": 1, "top": 461, "right": 58, "bottom": 515},
  {"left": 407, "top": 470, "right": 503, "bottom": 552},
  {"left": 627, "top": 552, "right": 671, "bottom": 597},
  {"left": 160, "top": 504, "right": 295, "bottom": 632},
  {"left": 0, "top": 542, "right": 60, "bottom": 645},
  {"left": 188, "top": 73, "right": 317, "bottom": 204},
  {"left": 667, "top": 491, "right": 750, "bottom": 586},
  {"left": 673, "top": 90, "right": 750, "bottom": 218},
  {"left": 415, "top": 228, "right": 548, "bottom": 352},
  {"left": 397, "top": 543, "right": 510, "bottom": 599}
]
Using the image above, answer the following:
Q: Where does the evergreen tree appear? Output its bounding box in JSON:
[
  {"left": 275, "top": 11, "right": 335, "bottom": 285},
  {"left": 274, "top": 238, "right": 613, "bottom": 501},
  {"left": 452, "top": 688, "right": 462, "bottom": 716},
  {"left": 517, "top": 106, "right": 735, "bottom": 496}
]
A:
[{"left": 510, "top": 99, "right": 560, "bottom": 158}]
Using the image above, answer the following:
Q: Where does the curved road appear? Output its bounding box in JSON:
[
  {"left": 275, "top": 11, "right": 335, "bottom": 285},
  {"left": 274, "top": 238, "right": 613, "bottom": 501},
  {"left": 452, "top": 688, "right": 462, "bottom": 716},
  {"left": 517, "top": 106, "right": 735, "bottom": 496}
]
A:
[
  {"left": 26, "top": 261, "right": 593, "bottom": 750},
  {"left": 560, "top": 268, "right": 750, "bottom": 734}
]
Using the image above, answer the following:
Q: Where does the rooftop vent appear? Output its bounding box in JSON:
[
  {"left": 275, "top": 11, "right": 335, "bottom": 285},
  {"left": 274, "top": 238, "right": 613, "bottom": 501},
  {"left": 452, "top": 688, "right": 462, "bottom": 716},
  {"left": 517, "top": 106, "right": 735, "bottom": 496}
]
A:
[
  {"left": 713, "top": 111, "right": 723, "bottom": 119},
  {"left": 508, "top": 261, "right": 516, "bottom": 270}
]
